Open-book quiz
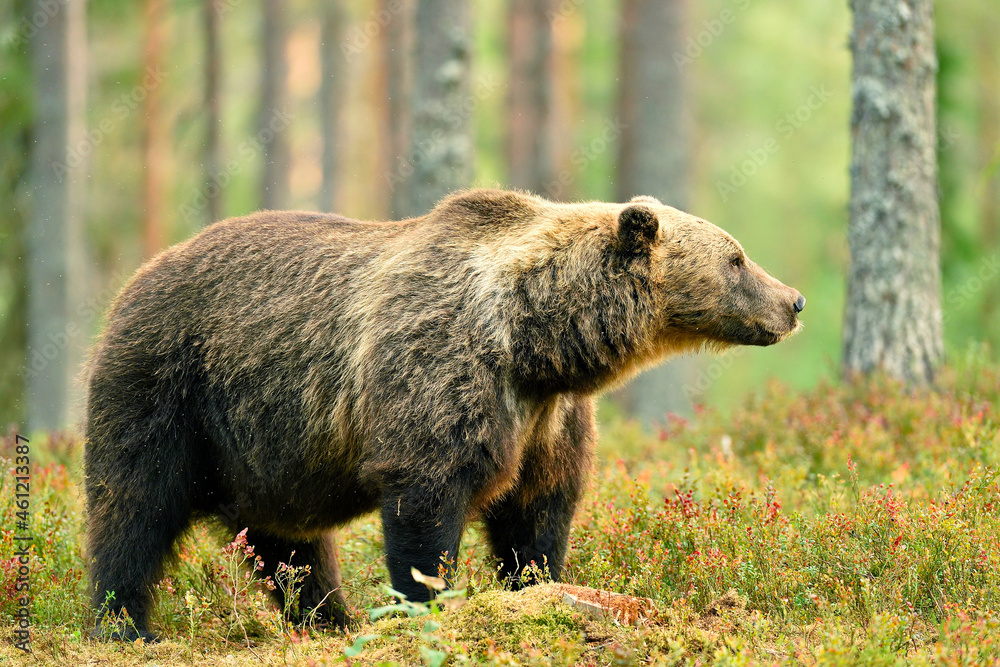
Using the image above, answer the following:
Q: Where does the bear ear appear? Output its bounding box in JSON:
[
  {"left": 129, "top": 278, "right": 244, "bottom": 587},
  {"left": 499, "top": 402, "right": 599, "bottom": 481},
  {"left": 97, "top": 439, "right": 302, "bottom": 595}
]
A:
[
  {"left": 617, "top": 205, "right": 659, "bottom": 254},
  {"left": 629, "top": 195, "right": 662, "bottom": 206}
]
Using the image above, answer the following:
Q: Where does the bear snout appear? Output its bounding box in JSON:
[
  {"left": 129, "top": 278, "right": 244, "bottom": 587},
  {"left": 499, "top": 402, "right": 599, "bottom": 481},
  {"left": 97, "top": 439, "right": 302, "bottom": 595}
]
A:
[{"left": 793, "top": 294, "right": 806, "bottom": 314}]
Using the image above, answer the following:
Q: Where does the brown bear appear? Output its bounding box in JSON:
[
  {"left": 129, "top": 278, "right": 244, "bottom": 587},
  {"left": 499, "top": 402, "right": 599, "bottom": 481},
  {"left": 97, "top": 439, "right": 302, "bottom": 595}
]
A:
[{"left": 84, "top": 188, "right": 803, "bottom": 640}]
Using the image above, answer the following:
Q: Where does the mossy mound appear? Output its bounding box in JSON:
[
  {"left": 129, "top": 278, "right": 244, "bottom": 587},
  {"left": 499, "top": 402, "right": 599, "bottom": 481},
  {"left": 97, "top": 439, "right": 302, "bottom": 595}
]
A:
[{"left": 352, "top": 584, "right": 743, "bottom": 665}]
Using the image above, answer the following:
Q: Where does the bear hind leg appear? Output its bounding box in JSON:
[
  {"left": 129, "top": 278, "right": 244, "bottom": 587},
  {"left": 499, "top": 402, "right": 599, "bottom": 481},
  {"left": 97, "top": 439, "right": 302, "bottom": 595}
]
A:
[
  {"left": 485, "top": 398, "right": 593, "bottom": 588},
  {"left": 483, "top": 485, "right": 580, "bottom": 588},
  {"left": 88, "top": 473, "right": 194, "bottom": 642}
]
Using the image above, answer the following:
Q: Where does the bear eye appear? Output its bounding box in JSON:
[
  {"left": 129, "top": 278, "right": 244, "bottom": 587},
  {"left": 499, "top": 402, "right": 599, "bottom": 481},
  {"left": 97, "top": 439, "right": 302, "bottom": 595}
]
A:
[{"left": 730, "top": 255, "right": 743, "bottom": 269}]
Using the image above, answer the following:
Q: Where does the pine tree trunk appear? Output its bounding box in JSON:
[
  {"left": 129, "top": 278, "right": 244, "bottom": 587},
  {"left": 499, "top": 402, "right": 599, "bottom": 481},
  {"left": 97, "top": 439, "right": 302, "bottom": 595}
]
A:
[
  {"left": 319, "top": 1, "right": 346, "bottom": 212},
  {"left": 403, "top": 0, "right": 472, "bottom": 217},
  {"left": 614, "top": 0, "right": 696, "bottom": 423},
  {"left": 381, "top": 0, "right": 413, "bottom": 219},
  {"left": 975, "top": 28, "right": 999, "bottom": 330},
  {"left": 0, "top": 0, "right": 32, "bottom": 426},
  {"left": 506, "top": 0, "right": 554, "bottom": 195},
  {"left": 546, "top": 14, "right": 577, "bottom": 201},
  {"left": 616, "top": 0, "right": 689, "bottom": 210},
  {"left": 26, "top": 0, "right": 88, "bottom": 430},
  {"left": 259, "top": 0, "right": 289, "bottom": 210},
  {"left": 142, "top": 0, "right": 168, "bottom": 256},
  {"left": 204, "top": 0, "right": 223, "bottom": 223},
  {"left": 843, "top": 0, "right": 943, "bottom": 383}
]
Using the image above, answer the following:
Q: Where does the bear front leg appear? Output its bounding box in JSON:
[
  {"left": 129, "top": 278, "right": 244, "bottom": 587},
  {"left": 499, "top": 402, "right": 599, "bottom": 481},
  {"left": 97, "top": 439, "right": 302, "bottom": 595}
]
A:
[{"left": 380, "top": 485, "right": 468, "bottom": 603}]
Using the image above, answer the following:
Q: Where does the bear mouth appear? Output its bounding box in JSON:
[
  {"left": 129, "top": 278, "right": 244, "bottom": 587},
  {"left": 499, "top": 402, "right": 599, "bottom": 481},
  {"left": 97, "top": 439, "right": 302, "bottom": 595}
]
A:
[
  {"left": 751, "top": 323, "right": 782, "bottom": 346},
  {"left": 702, "top": 314, "right": 800, "bottom": 348},
  {"left": 746, "top": 320, "right": 800, "bottom": 346},
  {"left": 764, "top": 319, "right": 803, "bottom": 345}
]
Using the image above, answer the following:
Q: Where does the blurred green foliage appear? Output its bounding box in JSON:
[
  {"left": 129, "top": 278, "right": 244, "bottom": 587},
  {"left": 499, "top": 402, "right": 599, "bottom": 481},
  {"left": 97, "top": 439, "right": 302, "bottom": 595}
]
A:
[{"left": 0, "top": 0, "right": 997, "bottom": 428}]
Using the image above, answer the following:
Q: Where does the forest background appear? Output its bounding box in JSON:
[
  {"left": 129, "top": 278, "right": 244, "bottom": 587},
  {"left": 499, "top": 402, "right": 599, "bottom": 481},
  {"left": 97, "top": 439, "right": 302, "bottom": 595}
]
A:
[{"left": 1, "top": 0, "right": 997, "bottom": 431}]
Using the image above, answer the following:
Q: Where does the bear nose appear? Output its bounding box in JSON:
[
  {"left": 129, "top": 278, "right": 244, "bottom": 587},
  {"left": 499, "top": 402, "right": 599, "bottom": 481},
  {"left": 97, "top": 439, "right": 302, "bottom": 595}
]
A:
[{"left": 793, "top": 294, "right": 806, "bottom": 314}]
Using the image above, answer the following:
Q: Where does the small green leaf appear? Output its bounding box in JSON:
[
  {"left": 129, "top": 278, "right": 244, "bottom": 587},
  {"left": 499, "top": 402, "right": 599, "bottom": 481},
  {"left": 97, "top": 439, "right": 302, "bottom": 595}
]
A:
[
  {"left": 369, "top": 604, "right": 403, "bottom": 620},
  {"left": 405, "top": 601, "right": 430, "bottom": 618},
  {"left": 436, "top": 589, "right": 467, "bottom": 600},
  {"left": 420, "top": 646, "right": 448, "bottom": 667},
  {"left": 383, "top": 586, "right": 409, "bottom": 600},
  {"left": 343, "top": 634, "right": 376, "bottom": 657}
]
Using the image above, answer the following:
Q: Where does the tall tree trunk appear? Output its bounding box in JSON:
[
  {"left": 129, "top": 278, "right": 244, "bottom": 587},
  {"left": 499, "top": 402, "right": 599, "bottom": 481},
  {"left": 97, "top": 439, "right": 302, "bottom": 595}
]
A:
[
  {"left": 402, "top": 0, "right": 472, "bottom": 218},
  {"left": 259, "top": 0, "right": 289, "bottom": 210},
  {"left": 975, "top": 28, "right": 999, "bottom": 329},
  {"left": 0, "top": 0, "right": 32, "bottom": 427},
  {"left": 26, "top": 0, "right": 88, "bottom": 431},
  {"left": 142, "top": 0, "right": 168, "bottom": 256},
  {"left": 381, "top": 0, "right": 413, "bottom": 219},
  {"left": 616, "top": 0, "right": 689, "bottom": 210},
  {"left": 546, "top": 12, "right": 578, "bottom": 201},
  {"left": 614, "top": 0, "right": 696, "bottom": 423},
  {"left": 319, "top": 1, "right": 346, "bottom": 213},
  {"left": 506, "top": 0, "right": 554, "bottom": 195},
  {"left": 843, "top": 0, "right": 942, "bottom": 383},
  {"left": 204, "top": 0, "right": 223, "bottom": 223}
]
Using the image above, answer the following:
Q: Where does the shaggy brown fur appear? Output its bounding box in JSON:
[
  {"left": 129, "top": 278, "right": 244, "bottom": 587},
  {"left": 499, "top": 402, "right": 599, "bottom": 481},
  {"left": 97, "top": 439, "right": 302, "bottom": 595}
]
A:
[{"left": 84, "top": 188, "right": 803, "bottom": 640}]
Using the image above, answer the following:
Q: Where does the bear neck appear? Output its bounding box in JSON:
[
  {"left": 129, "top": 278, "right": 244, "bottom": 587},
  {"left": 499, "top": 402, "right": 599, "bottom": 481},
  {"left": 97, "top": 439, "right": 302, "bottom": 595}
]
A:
[{"left": 505, "top": 248, "right": 659, "bottom": 397}]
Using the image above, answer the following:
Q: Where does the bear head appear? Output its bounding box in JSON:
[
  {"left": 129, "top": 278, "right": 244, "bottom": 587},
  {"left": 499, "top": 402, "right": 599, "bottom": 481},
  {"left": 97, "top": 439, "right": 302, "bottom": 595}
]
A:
[{"left": 616, "top": 195, "right": 804, "bottom": 350}]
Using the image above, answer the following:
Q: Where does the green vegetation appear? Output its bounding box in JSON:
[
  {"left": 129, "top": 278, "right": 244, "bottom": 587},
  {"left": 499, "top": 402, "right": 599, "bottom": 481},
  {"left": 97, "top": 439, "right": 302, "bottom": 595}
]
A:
[{"left": 3, "top": 347, "right": 999, "bottom": 664}]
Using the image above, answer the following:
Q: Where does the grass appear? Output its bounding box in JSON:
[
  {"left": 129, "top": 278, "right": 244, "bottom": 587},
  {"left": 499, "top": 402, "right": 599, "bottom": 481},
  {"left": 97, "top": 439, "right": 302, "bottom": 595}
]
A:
[{"left": 1, "top": 348, "right": 999, "bottom": 665}]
